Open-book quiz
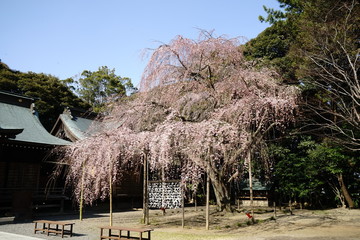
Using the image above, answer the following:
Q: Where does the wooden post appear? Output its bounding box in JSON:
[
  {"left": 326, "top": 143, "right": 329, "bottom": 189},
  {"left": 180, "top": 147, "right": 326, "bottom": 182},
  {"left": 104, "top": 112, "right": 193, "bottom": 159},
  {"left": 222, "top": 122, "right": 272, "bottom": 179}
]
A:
[
  {"left": 146, "top": 161, "right": 149, "bottom": 225},
  {"left": 182, "top": 186, "right": 185, "bottom": 228},
  {"left": 273, "top": 202, "right": 276, "bottom": 219},
  {"left": 194, "top": 192, "right": 197, "bottom": 212},
  {"left": 247, "top": 150, "right": 255, "bottom": 222},
  {"left": 161, "top": 167, "right": 165, "bottom": 215},
  {"left": 205, "top": 171, "right": 210, "bottom": 230},
  {"left": 143, "top": 153, "right": 149, "bottom": 225},
  {"left": 109, "top": 167, "right": 113, "bottom": 226},
  {"left": 79, "top": 161, "right": 85, "bottom": 221}
]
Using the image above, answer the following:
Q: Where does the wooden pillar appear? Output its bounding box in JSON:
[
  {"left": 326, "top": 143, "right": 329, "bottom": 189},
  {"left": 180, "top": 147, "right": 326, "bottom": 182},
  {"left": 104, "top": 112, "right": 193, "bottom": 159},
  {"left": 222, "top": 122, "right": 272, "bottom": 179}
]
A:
[
  {"left": 273, "top": 202, "right": 276, "bottom": 219},
  {"left": 194, "top": 192, "right": 197, "bottom": 212},
  {"left": 247, "top": 150, "right": 254, "bottom": 222},
  {"left": 143, "top": 153, "right": 149, "bottom": 225},
  {"left": 182, "top": 186, "right": 185, "bottom": 228},
  {"left": 205, "top": 171, "right": 210, "bottom": 230},
  {"left": 79, "top": 161, "right": 85, "bottom": 221},
  {"left": 109, "top": 169, "right": 113, "bottom": 226}
]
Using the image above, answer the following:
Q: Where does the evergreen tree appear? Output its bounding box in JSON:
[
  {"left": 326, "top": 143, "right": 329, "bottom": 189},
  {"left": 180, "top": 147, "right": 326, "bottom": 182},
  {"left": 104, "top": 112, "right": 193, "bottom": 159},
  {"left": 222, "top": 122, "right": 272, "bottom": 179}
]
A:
[{"left": 68, "top": 66, "right": 134, "bottom": 113}]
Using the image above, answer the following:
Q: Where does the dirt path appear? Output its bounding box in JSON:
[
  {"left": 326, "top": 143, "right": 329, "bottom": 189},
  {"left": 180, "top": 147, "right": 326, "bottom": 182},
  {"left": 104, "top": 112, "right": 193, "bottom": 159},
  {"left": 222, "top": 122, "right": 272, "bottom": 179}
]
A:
[{"left": 0, "top": 207, "right": 359, "bottom": 240}]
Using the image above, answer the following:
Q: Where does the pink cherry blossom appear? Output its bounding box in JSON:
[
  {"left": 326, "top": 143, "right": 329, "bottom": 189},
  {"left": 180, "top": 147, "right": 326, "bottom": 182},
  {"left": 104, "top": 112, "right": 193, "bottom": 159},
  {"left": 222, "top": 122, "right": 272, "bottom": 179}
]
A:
[{"left": 55, "top": 32, "right": 299, "bottom": 210}]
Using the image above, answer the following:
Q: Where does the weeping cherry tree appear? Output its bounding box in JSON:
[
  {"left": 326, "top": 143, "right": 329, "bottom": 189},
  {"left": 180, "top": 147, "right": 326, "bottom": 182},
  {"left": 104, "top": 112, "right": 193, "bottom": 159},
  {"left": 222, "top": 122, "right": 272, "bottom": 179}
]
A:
[{"left": 56, "top": 31, "right": 298, "bottom": 213}]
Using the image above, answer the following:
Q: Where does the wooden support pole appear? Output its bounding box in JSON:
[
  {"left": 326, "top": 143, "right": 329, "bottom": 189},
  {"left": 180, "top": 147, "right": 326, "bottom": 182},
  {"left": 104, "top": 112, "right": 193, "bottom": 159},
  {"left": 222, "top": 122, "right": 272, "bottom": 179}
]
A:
[
  {"left": 247, "top": 150, "right": 255, "bottom": 223},
  {"left": 79, "top": 161, "right": 85, "bottom": 221},
  {"left": 206, "top": 172, "right": 210, "bottom": 230},
  {"left": 195, "top": 192, "right": 197, "bottom": 212},
  {"left": 273, "top": 202, "right": 276, "bottom": 219},
  {"left": 182, "top": 186, "right": 185, "bottom": 228},
  {"left": 109, "top": 168, "right": 113, "bottom": 226},
  {"left": 143, "top": 153, "right": 149, "bottom": 225}
]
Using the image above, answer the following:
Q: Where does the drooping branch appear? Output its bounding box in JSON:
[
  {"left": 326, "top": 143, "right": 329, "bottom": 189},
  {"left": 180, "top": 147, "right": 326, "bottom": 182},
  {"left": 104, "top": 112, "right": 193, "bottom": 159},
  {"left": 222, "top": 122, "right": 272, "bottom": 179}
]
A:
[{"left": 56, "top": 32, "right": 298, "bottom": 211}]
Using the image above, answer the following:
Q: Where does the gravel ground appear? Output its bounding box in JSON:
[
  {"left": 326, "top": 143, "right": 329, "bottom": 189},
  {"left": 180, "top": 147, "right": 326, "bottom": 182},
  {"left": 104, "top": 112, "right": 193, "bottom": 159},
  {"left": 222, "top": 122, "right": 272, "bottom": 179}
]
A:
[{"left": 0, "top": 207, "right": 360, "bottom": 240}]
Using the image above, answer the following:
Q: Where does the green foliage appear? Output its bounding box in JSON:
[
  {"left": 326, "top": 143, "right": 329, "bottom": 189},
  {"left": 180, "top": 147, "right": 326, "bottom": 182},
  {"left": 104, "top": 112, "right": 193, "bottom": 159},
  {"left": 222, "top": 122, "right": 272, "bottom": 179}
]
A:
[
  {"left": 0, "top": 62, "right": 90, "bottom": 130},
  {"left": 259, "top": 0, "right": 303, "bottom": 24},
  {"left": 296, "top": 0, "right": 360, "bottom": 149},
  {"left": 247, "top": 0, "right": 360, "bottom": 207},
  {"left": 270, "top": 136, "right": 360, "bottom": 207},
  {"left": 69, "top": 66, "right": 135, "bottom": 112},
  {"left": 245, "top": 21, "right": 293, "bottom": 60},
  {"left": 244, "top": 3, "right": 300, "bottom": 82}
]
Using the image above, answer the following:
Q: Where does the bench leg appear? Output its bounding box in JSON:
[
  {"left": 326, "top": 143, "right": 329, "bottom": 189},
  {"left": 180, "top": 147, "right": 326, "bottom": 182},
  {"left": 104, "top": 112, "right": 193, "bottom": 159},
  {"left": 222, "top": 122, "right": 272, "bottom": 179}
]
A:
[
  {"left": 47, "top": 223, "right": 50, "bottom": 236},
  {"left": 70, "top": 224, "right": 73, "bottom": 237},
  {"left": 62, "top": 225, "right": 64, "bottom": 238}
]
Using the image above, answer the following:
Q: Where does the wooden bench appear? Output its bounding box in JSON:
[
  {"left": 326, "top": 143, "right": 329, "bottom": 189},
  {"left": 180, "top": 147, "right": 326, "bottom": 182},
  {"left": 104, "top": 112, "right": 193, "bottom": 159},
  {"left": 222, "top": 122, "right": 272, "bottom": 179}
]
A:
[
  {"left": 34, "top": 220, "right": 75, "bottom": 238},
  {"left": 99, "top": 226, "right": 153, "bottom": 240}
]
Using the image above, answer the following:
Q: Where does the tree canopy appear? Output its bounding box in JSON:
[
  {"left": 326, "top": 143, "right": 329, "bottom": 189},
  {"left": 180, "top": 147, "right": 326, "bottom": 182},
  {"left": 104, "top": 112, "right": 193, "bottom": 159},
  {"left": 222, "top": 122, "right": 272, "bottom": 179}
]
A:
[
  {"left": 296, "top": 0, "right": 360, "bottom": 150},
  {"left": 247, "top": 0, "right": 360, "bottom": 208},
  {"left": 66, "top": 66, "right": 135, "bottom": 113}
]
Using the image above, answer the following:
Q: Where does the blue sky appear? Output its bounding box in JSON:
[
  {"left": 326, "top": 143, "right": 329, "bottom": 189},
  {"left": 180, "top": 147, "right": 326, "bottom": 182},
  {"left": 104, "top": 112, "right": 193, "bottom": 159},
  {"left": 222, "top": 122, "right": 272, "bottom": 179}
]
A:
[{"left": 1, "top": 0, "right": 280, "bottom": 88}]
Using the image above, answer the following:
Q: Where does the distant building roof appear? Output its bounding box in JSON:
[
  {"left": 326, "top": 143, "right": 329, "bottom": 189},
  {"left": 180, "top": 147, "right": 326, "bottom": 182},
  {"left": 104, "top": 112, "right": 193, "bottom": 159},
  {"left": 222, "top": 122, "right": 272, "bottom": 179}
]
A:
[
  {"left": 51, "top": 107, "right": 97, "bottom": 141},
  {"left": 239, "top": 179, "right": 273, "bottom": 191},
  {"left": 0, "top": 91, "right": 70, "bottom": 146}
]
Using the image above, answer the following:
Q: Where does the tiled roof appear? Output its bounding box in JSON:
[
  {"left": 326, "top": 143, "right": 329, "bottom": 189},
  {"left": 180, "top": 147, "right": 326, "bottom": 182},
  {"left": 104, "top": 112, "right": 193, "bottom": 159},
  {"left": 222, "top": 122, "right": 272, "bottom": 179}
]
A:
[
  {"left": 59, "top": 113, "right": 94, "bottom": 141},
  {"left": 239, "top": 179, "right": 273, "bottom": 191},
  {"left": 0, "top": 91, "right": 70, "bottom": 146}
]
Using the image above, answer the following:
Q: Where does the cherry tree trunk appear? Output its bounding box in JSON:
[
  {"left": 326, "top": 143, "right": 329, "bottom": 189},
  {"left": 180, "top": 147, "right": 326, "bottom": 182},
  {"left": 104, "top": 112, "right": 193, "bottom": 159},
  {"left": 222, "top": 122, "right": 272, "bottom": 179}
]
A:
[
  {"left": 208, "top": 168, "right": 231, "bottom": 212},
  {"left": 211, "top": 180, "right": 231, "bottom": 212}
]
